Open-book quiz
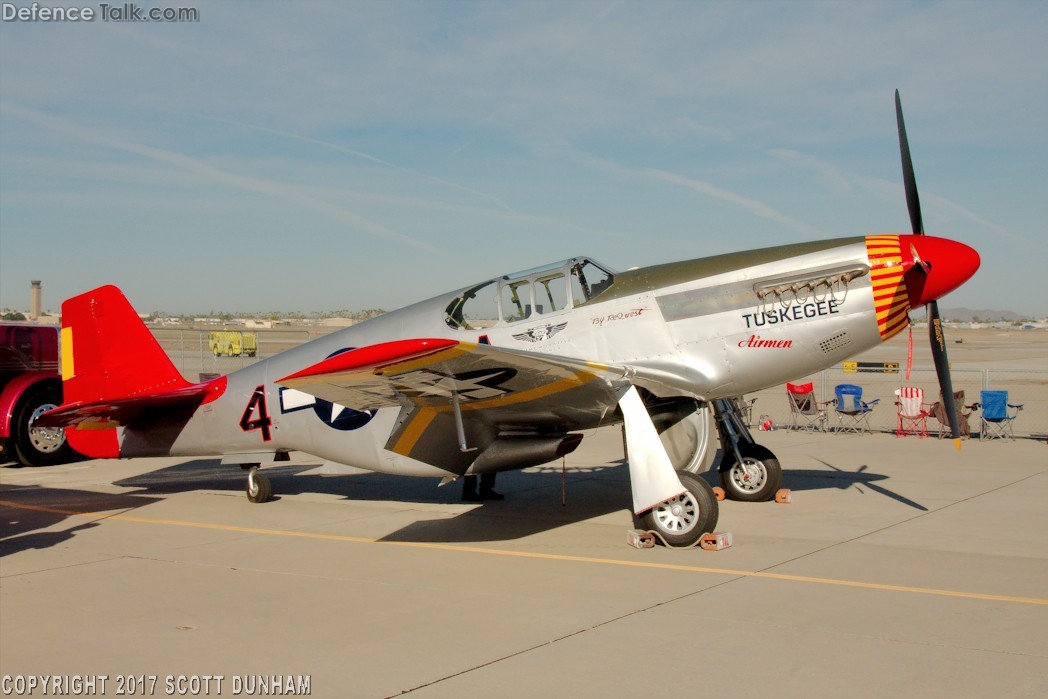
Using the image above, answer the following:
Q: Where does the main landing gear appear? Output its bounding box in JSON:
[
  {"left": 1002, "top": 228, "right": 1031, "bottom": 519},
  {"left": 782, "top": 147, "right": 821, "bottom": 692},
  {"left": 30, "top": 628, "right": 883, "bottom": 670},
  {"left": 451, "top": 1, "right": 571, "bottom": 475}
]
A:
[
  {"left": 639, "top": 470, "right": 719, "bottom": 547},
  {"left": 711, "top": 397, "right": 782, "bottom": 502}
]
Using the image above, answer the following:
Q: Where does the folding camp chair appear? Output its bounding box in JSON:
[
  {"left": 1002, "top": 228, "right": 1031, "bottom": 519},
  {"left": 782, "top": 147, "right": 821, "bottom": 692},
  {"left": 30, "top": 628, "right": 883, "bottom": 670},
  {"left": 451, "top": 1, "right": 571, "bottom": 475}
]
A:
[
  {"left": 833, "top": 384, "right": 879, "bottom": 433},
  {"left": 786, "top": 382, "right": 829, "bottom": 431},
  {"left": 894, "top": 386, "right": 930, "bottom": 437},
  {"left": 978, "top": 390, "right": 1023, "bottom": 440},
  {"left": 929, "top": 390, "right": 975, "bottom": 439}
]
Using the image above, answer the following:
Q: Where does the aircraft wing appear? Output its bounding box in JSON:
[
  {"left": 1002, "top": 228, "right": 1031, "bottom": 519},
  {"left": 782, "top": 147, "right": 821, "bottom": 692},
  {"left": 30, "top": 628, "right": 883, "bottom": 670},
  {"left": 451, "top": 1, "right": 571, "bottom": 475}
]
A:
[
  {"left": 279, "top": 338, "right": 687, "bottom": 512},
  {"left": 277, "top": 338, "right": 629, "bottom": 447}
]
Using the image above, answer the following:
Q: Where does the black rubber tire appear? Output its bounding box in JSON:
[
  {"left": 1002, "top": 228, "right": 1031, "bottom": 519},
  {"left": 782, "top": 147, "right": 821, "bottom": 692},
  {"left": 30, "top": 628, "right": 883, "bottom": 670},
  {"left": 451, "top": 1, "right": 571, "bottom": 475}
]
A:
[
  {"left": 12, "top": 384, "right": 74, "bottom": 467},
  {"left": 719, "top": 443, "right": 782, "bottom": 502},
  {"left": 245, "top": 468, "right": 272, "bottom": 503},
  {"left": 640, "top": 470, "right": 719, "bottom": 547}
]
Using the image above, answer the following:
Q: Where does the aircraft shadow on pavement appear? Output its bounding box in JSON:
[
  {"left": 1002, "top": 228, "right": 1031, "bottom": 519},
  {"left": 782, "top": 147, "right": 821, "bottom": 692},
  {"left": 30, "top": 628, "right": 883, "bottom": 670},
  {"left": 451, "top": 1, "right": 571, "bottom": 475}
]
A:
[
  {"left": 110, "top": 458, "right": 639, "bottom": 543},
  {"left": 21, "top": 457, "right": 926, "bottom": 548},
  {"left": 0, "top": 485, "right": 163, "bottom": 557},
  {"left": 379, "top": 466, "right": 638, "bottom": 544},
  {"left": 782, "top": 461, "right": 928, "bottom": 511}
]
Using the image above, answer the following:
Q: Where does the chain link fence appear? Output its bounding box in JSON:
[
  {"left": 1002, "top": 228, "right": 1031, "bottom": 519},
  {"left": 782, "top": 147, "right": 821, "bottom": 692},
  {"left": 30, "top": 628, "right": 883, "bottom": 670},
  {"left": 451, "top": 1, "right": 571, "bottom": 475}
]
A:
[{"left": 150, "top": 327, "right": 321, "bottom": 379}]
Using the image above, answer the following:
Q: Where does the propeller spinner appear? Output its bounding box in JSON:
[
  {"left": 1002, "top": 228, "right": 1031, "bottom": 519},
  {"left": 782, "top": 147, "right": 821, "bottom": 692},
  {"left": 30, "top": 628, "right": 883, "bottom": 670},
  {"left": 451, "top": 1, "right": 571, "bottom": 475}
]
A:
[{"left": 894, "top": 90, "right": 980, "bottom": 449}]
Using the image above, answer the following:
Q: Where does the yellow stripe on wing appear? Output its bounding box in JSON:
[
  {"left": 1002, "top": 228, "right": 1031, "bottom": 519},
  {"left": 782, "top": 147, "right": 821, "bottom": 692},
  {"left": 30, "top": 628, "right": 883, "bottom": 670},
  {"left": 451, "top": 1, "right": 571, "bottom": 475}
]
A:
[
  {"left": 391, "top": 407, "right": 439, "bottom": 456},
  {"left": 390, "top": 368, "right": 610, "bottom": 456}
]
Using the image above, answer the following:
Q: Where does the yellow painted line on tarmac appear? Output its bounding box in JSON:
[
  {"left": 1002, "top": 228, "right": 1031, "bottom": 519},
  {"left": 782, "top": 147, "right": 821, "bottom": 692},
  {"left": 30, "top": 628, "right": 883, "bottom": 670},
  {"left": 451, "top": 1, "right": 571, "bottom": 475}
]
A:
[{"left": 3, "top": 499, "right": 1046, "bottom": 607}]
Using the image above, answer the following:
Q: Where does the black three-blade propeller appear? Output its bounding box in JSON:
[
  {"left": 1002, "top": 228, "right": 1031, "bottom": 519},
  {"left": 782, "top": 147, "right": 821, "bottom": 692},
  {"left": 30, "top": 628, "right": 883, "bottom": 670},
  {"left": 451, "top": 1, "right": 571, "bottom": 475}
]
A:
[{"left": 895, "top": 90, "right": 962, "bottom": 449}]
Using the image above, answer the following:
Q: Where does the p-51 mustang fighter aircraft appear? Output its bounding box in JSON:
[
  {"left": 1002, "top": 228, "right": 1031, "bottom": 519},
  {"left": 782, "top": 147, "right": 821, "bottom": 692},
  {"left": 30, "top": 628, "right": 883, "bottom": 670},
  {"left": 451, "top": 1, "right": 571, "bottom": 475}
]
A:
[{"left": 39, "top": 93, "right": 979, "bottom": 548}]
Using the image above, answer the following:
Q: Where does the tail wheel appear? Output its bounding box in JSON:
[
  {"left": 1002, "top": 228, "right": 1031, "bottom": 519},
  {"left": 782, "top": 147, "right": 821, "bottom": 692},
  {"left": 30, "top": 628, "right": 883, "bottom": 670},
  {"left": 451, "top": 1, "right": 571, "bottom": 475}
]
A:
[
  {"left": 640, "top": 470, "right": 719, "bottom": 547},
  {"left": 246, "top": 467, "right": 272, "bottom": 503},
  {"left": 719, "top": 443, "right": 782, "bottom": 502},
  {"left": 13, "top": 385, "right": 74, "bottom": 467}
]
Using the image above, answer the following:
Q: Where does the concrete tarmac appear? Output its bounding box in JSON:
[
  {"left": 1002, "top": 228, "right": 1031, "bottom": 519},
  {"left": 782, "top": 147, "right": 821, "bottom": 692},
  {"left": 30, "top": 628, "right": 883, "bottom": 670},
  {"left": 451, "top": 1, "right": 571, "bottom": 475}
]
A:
[{"left": 1, "top": 429, "right": 1046, "bottom": 698}]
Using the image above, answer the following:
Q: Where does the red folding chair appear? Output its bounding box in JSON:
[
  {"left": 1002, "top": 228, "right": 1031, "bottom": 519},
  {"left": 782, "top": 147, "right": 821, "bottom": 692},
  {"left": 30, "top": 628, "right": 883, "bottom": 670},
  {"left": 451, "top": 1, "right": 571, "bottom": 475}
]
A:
[
  {"left": 894, "top": 386, "right": 930, "bottom": 437},
  {"left": 786, "top": 382, "right": 829, "bottom": 431}
]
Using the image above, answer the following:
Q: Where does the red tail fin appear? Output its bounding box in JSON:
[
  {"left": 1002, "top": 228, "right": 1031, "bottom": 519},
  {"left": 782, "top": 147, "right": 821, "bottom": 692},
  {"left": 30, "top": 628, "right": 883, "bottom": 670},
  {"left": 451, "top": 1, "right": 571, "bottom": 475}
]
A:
[
  {"left": 44, "top": 286, "right": 225, "bottom": 459},
  {"left": 61, "top": 285, "right": 190, "bottom": 403}
]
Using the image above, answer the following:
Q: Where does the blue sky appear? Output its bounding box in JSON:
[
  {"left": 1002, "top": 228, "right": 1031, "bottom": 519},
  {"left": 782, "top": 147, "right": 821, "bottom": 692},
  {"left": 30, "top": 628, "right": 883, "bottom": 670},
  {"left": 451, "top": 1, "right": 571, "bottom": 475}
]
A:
[{"left": 1, "top": 1, "right": 1045, "bottom": 316}]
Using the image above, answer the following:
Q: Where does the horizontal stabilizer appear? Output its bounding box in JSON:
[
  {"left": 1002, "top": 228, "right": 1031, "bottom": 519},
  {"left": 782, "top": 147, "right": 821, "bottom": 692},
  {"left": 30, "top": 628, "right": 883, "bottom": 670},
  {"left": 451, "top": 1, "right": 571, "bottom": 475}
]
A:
[{"left": 37, "top": 381, "right": 224, "bottom": 430}]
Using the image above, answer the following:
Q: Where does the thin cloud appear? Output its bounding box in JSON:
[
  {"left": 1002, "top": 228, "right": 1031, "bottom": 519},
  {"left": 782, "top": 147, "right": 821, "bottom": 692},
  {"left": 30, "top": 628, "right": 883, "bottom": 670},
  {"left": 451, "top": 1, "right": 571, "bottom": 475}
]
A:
[
  {"left": 564, "top": 148, "right": 825, "bottom": 239},
  {"left": 641, "top": 168, "right": 825, "bottom": 240},
  {"left": 768, "top": 149, "right": 853, "bottom": 196},
  {"left": 193, "top": 115, "right": 516, "bottom": 213},
  {"left": 855, "top": 175, "right": 1034, "bottom": 251},
  {"left": 1, "top": 102, "right": 435, "bottom": 252}
]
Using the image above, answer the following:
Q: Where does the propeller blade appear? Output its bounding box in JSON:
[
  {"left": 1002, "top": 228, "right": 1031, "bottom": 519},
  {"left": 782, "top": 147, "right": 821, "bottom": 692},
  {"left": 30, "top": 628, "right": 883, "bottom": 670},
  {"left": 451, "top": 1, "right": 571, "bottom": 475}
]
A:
[
  {"left": 898, "top": 91, "right": 961, "bottom": 449},
  {"left": 928, "top": 300, "right": 962, "bottom": 449},
  {"left": 895, "top": 89, "right": 925, "bottom": 236}
]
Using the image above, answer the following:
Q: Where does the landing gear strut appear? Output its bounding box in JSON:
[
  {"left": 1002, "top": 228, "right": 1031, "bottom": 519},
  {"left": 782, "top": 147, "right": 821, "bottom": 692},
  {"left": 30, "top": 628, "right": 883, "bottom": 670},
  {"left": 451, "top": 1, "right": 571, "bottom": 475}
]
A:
[{"left": 712, "top": 397, "right": 782, "bottom": 502}]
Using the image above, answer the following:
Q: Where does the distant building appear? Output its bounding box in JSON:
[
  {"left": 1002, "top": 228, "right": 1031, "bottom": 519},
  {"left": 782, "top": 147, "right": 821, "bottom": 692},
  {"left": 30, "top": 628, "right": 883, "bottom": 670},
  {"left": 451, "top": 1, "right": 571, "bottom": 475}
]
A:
[{"left": 319, "top": 318, "right": 357, "bottom": 328}]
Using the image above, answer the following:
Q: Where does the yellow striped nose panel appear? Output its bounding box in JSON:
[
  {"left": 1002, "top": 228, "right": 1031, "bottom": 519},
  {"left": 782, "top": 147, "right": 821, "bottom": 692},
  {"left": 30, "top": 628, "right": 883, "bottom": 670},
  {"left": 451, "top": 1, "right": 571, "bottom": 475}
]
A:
[{"left": 866, "top": 235, "right": 911, "bottom": 340}]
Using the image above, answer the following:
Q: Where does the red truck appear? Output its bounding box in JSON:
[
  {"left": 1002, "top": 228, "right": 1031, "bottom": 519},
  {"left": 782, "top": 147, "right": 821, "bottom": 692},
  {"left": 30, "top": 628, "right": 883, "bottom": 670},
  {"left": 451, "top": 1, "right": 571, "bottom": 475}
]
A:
[{"left": 0, "top": 324, "right": 77, "bottom": 466}]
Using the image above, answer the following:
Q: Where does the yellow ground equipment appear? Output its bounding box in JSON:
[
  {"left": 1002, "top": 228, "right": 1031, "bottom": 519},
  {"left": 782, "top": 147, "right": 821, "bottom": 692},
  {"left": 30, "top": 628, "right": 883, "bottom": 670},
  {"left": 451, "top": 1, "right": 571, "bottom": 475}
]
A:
[{"left": 208, "top": 331, "right": 257, "bottom": 357}]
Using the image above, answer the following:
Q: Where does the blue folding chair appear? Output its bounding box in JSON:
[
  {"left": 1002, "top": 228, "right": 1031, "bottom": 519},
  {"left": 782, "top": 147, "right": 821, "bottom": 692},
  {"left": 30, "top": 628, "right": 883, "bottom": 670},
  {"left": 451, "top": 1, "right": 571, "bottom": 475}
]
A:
[
  {"left": 833, "top": 384, "right": 879, "bottom": 433},
  {"left": 978, "top": 390, "right": 1022, "bottom": 440}
]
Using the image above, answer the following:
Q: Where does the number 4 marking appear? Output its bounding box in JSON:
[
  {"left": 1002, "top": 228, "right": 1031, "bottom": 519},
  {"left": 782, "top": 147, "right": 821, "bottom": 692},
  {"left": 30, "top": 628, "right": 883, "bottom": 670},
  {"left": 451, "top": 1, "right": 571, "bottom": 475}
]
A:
[{"left": 240, "top": 385, "right": 272, "bottom": 441}]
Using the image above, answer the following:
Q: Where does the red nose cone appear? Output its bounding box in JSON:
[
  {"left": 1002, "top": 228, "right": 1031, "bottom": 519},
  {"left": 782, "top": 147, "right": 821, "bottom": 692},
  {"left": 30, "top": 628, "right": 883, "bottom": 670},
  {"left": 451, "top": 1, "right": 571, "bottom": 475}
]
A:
[{"left": 901, "top": 235, "right": 980, "bottom": 307}]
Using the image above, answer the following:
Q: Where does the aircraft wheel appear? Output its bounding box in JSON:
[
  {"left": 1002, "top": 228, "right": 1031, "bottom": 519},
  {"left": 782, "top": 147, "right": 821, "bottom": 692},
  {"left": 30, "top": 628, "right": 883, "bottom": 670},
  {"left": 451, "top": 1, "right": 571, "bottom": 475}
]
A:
[
  {"left": 640, "top": 470, "right": 719, "bottom": 547},
  {"left": 12, "top": 385, "right": 74, "bottom": 467},
  {"left": 719, "top": 443, "right": 781, "bottom": 502},
  {"left": 246, "top": 467, "right": 272, "bottom": 503}
]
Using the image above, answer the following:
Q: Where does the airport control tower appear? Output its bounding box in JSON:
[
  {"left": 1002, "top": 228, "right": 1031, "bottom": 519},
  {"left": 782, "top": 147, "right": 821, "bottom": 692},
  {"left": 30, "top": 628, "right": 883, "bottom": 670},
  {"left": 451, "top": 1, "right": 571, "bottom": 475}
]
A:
[{"left": 30, "top": 280, "right": 42, "bottom": 320}]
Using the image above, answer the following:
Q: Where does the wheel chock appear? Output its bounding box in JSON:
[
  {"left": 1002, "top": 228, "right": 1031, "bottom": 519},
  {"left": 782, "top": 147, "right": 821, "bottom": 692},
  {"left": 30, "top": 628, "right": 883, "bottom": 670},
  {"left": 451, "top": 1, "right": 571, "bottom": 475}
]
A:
[
  {"left": 712, "top": 486, "right": 726, "bottom": 501},
  {"left": 699, "top": 532, "right": 733, "bottom": 551},
  {"left": 626, "top": 529, "right": 656, "bottom": 549},
  {"left": 775, "top": 488, "right": 792, "bottom": 504}
]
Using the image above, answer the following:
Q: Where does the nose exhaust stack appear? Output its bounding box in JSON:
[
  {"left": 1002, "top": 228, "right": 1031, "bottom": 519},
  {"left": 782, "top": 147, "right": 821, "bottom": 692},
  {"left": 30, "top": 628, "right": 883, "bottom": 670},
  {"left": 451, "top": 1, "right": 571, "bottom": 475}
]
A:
[{"left": 895, "top": 90, "right": 979, "bottom": 449}]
